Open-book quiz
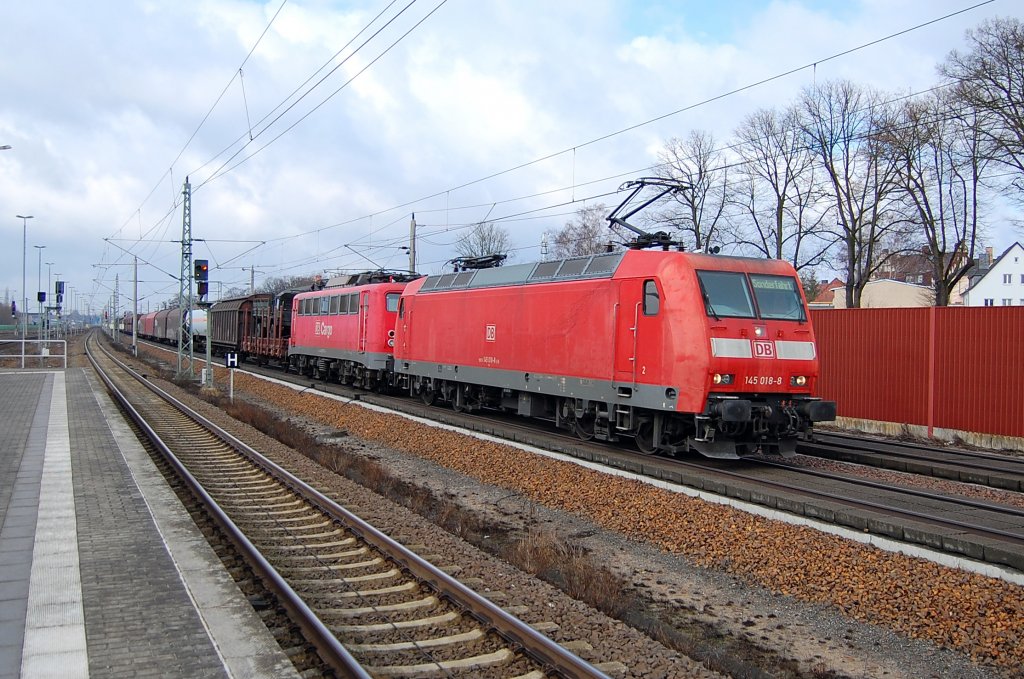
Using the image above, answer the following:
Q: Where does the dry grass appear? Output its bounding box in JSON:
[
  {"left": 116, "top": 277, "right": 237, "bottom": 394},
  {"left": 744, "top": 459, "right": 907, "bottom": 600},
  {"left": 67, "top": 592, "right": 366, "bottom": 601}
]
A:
[{"left": 504, "top": 527, "right": 630, "bottom": 618}]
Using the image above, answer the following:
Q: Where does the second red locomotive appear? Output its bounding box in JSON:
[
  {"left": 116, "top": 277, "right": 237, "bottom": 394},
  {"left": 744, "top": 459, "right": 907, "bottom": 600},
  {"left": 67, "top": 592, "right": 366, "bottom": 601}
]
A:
[{"left": 288, "top": 272, "right": 414, "bottom": 390}]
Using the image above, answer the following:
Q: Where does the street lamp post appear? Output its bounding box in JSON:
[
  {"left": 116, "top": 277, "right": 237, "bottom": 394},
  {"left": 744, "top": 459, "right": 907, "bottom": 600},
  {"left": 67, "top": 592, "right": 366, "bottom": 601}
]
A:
[
  {"left": 34, "top": 245, "right": 45, "bottom": 342},
  {"left": 17, "top": 215, "right": 33, "bottom": 368}
]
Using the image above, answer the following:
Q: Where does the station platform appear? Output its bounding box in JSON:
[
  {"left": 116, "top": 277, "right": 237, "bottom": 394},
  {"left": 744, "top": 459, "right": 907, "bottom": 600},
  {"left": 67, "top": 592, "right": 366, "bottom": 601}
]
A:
[{"left": 0, "top": 368, "right": 299, "bottom": 679}]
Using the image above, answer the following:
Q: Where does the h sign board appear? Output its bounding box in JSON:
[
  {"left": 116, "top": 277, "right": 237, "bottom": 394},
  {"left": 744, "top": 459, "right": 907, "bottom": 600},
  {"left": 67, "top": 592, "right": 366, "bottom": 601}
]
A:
[{"left": 225, "top": 353, "right": 238, "bottom": 368}]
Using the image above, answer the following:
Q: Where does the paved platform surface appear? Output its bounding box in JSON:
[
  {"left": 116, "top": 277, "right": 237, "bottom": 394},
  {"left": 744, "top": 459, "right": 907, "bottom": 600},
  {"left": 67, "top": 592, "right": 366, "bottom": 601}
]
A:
[{"left": 0, "top": 369, "right": 299, "bottom": 679}]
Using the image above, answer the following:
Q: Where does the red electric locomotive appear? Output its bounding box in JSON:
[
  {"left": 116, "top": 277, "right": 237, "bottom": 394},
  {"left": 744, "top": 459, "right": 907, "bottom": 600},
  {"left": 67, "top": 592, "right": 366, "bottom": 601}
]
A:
[
  {"left": 393, "top": 249, "right": 835, "bottom": 458},
  {"left": 288, "top": 272, "right": 417, "bottom": 389}
]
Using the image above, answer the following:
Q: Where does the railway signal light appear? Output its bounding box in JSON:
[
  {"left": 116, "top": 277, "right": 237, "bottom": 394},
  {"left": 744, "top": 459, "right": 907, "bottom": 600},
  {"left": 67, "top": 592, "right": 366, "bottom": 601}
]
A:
[{"left": 194, "top": 259, "right": 209, "bottom": 281}]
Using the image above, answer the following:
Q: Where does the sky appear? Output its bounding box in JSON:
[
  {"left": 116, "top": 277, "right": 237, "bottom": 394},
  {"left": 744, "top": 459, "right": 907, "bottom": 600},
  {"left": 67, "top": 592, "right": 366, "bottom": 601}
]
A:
[{"left": 1, "top": 0, "right": 1020, "bottom": 317}]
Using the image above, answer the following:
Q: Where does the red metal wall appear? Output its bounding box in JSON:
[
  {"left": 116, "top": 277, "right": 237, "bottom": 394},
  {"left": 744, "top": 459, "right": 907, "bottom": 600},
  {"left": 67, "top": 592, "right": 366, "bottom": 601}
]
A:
[{"left": 811, "top": 307, "right": 1024, "bottom": 438}]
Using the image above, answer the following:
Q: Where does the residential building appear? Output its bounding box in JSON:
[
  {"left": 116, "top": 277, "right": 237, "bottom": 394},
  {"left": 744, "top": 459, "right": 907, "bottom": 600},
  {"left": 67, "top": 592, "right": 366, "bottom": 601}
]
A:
[
  {"left": 960, "top": 242, "right": 1024, "bottom": 307},
  {"left": 808, "top": 278, "right": 844, "bottom": 309}
]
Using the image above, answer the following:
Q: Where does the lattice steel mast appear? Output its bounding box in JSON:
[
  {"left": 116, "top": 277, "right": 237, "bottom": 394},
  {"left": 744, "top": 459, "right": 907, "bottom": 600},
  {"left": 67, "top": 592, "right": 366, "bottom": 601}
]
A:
[{"left": 177, "top": 177, "right": 194, "bottom": 377}]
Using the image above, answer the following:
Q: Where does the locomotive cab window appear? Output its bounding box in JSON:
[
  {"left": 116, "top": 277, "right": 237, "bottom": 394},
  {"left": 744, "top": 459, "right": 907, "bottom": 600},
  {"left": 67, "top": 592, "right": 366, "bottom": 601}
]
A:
[
  {"left": 696, "top": 271, "right": 755, "bottom": 318},
  {"left": 643, "top": 280, "right": 660, "bottom": 315},
  {"left": 347, "top": 294, "right": 359, "bottom": 314},
  {"left": 750, "top": 275, "right": 806, "bottom": 322},
  {"left": 386, "top": 292, "right": 400, "bottom": 313}
]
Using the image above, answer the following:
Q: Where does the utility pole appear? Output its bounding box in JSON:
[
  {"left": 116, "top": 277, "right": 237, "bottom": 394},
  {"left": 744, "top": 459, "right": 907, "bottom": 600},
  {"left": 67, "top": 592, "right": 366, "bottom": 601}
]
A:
[
  {"left": 45, "top": 262, "right": 54, "bottom": 340},
  {"left": 33, "top": 245, "right": 45, "bottom": 342},
  {"left": 113, "top": 274, "right": 120, "bottom": 344},
  {"left": 177, "top": 177, "right": 194, "bottom": 377},
  {"left": 409, "top": 213, "right": 417, "bottom": 273},
  {"left": 133, "top": 256, "right": 138, "bottom": 356}
]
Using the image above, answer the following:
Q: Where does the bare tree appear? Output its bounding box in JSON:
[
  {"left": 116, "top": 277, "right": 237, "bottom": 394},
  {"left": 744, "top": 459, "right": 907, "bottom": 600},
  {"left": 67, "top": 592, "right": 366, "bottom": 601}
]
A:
[
  {"left": 651, "top": 131, "right": 729, "bottom": 251},
  {"left": 941, "top": 17, "right": 1024, "bottom": 203},
  {"left": 729, "top": 105, "right": 836, "bottom": 269},
  {"left": 798, "top": 80, "right": 907, "bottom": 308},
  {"left": 878, "top": 90, "right": 987, "bottom": 305},
  {"left": 455, "top": 221, "right": 512, "bottom": 260},
  {"left": 543, "top": 204, "right": 629, "bottom": 258},
  {"left": 258, "top": 275, "right": 318, "bottom": 295}
]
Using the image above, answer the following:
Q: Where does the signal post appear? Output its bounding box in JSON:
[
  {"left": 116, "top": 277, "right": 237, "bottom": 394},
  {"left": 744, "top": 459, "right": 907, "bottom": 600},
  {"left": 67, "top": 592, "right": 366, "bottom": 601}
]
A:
[{"left": 194, "top": 258, "right": 214, "bottom": 387}]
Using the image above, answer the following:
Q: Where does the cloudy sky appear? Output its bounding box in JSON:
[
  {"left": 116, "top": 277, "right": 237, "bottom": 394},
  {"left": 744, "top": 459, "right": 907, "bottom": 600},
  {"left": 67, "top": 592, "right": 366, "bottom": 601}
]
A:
[{"left": 0, "top": 0, "right": 1019, "bottom": 316}]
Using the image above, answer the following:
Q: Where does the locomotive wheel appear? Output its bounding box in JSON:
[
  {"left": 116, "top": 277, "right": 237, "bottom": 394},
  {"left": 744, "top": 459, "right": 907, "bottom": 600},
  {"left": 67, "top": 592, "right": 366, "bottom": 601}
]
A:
[
  {"left": 635, "top": 421, "right": 658, "bottom": 455},
  {"left": 420, "top": 386, "right": 436, "bottom": 406}
]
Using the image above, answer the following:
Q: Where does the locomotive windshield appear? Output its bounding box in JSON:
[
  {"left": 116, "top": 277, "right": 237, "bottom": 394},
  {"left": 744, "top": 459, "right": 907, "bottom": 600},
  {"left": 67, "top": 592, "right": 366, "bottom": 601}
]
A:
[
  {"left": 696, "top": 271, "right": 756, "bottom": 318},
  {"left": 697, "top": 270, "right": 806, "bottom": 321},
  {"left": 750, "top": 274, "right": 806, "bottom": 321}
]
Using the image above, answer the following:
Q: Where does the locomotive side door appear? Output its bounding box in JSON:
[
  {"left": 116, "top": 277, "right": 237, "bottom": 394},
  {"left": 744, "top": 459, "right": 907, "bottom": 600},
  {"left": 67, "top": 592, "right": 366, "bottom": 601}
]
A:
[
  {"left": 614, "top": 278, "right": 663, "bottom": 385},
  {"left": 358, "top": 291, "right": 369, "bottom": 353},
  {"left": 614, "top": 280, "right": 642, "bottom": 384}
]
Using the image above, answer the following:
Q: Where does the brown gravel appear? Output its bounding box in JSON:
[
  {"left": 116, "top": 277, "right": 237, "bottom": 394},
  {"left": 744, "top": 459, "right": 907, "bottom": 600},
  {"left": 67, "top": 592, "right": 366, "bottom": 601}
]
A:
[{"left": 228, "top": 369, "right": 1024, "bottom": 674}]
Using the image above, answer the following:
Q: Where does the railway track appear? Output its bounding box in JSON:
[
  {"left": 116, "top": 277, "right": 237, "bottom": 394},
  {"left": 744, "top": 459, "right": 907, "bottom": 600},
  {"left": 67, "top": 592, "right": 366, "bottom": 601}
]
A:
[
  {"left": 800, "top": 431, "right": 1024, "bottom": 491},
  {"left": 708, "top": 457, "right": 1024, "bottom": 551},
  {"left": 87, "top": 334, "right": 610, "bottom": 679}
]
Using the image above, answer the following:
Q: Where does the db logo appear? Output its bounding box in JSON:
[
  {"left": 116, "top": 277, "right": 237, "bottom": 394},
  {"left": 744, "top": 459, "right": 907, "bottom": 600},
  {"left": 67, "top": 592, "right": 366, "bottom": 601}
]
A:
[
  {"left": 753, "top": 340, "right": 775, "bottom": 358},
  {"left": 485, "top": 324, "right": 496, "bottom": 342}
]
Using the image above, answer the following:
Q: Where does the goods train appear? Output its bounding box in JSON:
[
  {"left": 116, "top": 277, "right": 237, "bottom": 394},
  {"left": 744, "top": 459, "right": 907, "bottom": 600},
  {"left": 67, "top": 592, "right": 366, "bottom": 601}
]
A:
[
  {"left": 130, "top": 180, "right": 836, "bottom": 458},
  {"left": 184, "top": 249, "right": 834, "bottom": 459}
]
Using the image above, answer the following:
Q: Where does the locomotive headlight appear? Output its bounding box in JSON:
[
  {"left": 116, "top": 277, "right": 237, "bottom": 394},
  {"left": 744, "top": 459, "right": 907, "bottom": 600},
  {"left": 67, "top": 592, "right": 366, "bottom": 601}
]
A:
[
  {"left": 713, "top": 373, "right": 734, "bottom": 385},
  {"left": 790, "top": 375, "right": 807, "bottom": 387},
  {"left": 754, "top": 326, "right": 765, "bottom": 337},
  {"left": 387, "top": 338, "right": 395, "bottom": 347}
]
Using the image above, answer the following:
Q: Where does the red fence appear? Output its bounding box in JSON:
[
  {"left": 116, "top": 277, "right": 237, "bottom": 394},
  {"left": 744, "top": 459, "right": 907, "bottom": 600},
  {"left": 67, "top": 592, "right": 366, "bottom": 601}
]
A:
[{"left": 810, "top": 307, "right": 1024, "bottom": 439}]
